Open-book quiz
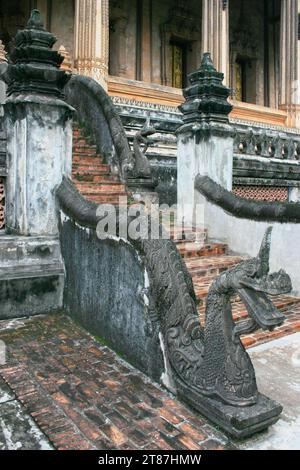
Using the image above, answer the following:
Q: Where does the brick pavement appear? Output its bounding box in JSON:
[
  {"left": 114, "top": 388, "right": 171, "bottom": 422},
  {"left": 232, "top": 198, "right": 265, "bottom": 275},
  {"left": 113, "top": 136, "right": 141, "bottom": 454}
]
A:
[{"left": 0, "top": 313, "right": 234, "bottom": 451}]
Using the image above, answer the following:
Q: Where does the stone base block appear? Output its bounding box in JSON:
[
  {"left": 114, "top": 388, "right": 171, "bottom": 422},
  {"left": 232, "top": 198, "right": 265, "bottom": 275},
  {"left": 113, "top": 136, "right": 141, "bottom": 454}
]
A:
[
  {"left": 177, "top": 381, "right": 282, "bottom": 439},
  {"left": 0, "top": 235, "right": 64, "bottom": 319}
]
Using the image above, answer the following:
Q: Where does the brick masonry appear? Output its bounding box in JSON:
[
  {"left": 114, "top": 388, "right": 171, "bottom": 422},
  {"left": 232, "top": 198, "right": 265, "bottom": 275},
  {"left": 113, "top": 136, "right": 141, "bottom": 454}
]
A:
[
  {"left": 72, "top": 126, "right": 128, "bottom": 205},
  {"left": 0, "top": 314, "right": 234, "bottom": 451}
]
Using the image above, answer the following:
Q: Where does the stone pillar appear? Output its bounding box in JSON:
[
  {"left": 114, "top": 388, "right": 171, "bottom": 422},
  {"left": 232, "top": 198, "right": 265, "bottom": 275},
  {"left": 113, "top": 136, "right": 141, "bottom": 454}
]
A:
[
  {"left": 279, "top": 0, "right": 300, "bottom": 128},
  {"left": 177, "top": 53, "right": 233, "bottom": 226},
  {"left": 74, "top": 0, "right": 109, "bottom": 90},
  {"left": 202, "top": 0, "right": 229, "bottom": 85},
  {"left": 4, "top": 10, "right": 73, "bottom": 236}
]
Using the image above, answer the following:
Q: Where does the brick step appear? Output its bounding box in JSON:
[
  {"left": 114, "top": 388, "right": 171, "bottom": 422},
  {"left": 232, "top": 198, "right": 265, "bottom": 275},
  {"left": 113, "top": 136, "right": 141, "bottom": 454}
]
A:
[
  {"left": 193, "top": 274, "right": 222, "bottom": 300},
  {"left": 241, "top": 301, "right": 300, "bottom": 348},
  {"left": 85, "top": 193, "right": 129, "bottom": 204},
  {"left": 72, "top": 163, "right": 111, "bottom": 173},
  {"left": 72, "top": 142, "right": 97, "bottom": 150},
  {"left": 164, "top": 228, "right": 208, "bottom": 243},
  {"left": 75, "top": 183, "right": 126, "bottom": 194},
  {"left": 73, "top": 150, "right": 100, "bottom": 158},
  {"left": 198, "top": 295, "right": 300, "bottom": 322},
  {"left": 186, "top": 255, "right": 244, "bottom": 277},
  {"left": 177, "top": 242, "right": 228, "bottom": 258},
  {"left": 72, "top": 129, "right": 91, "bottom": 139},
  {"left": 72, "top": 174, "right": 121, "bottom": 183},
  {"left": 73, "top": 154, "right": 102, "bottom": 162},
  {"left": 197, "top": 289, "right": 300, "bottom": 349}
]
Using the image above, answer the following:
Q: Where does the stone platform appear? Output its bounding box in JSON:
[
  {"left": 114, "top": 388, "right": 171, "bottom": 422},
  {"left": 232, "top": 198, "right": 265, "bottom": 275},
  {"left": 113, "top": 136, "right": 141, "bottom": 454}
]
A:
[{"left": 0, "top": 313, "right": 234, "bottom": 451}]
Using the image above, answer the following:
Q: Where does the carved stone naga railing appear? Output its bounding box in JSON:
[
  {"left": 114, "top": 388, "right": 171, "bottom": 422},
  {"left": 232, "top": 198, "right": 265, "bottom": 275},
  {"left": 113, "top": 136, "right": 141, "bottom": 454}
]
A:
[
  {"left": 57, "top": 177, "right": 293, "bottom": 439},
  {"left": 232, "top": 121, "right": 300, "bottom": 160},
  {"left": 64, "top": 75, "right": 155, "bottom": 188}
]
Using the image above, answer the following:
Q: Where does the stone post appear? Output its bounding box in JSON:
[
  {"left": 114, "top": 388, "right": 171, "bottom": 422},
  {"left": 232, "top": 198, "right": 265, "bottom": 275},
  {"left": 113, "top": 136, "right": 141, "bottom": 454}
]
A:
[
  {"left": 279, "top": 0, "right": 300, "bottom": 128},
  {"left": 4, "top": 10, "right": 73, "bottom": 236},
  {"left": 202, "top": 0, "right": 229, "bottom": 85},
  {"left": 74, "top": 0, "right": 109, "bottom": 90},
  {"left": 177, "top": 53, "right": 233, "bottom": 226}
]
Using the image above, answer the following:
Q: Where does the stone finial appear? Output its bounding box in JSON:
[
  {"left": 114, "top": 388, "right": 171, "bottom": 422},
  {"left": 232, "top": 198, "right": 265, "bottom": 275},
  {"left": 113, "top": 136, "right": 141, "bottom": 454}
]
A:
[
  {"left": 6, "top": 9, "right": 71, "bottom": 98},
  {"left": 0, "top": 41, "right": 7, "bottom": 63},
  {"left": 58, "top": 45, "right": 72, "bottom": 72},
  {"left": 179, "top": 52, "right": 233, "bottom": 124},
  {"left": 26, "top": 9, "right": 45, "bottom": 30}
]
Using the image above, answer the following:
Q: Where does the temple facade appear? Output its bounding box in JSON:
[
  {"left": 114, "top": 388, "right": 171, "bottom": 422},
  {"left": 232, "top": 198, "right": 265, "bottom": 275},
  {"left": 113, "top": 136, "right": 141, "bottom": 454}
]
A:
[{"left": 0, "top": 0, "right": 299, "bottom": 127}]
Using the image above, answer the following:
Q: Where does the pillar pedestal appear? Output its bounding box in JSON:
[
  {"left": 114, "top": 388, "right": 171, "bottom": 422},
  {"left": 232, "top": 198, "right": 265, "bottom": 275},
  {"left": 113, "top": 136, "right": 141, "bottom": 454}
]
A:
[{"left": 0, "top": 10, "right": 73, "bottom": 319}]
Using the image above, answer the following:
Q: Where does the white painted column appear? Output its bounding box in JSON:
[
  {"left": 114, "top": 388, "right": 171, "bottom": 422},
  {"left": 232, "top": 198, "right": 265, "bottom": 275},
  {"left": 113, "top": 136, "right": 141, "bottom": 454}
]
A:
[
  {"left": 202, "top": 0, "right": 229, "bottom": 85},
  {"left": 279, "top": 0, "right": 300, "bottom": 128},
  {"left": 74, "top": 0, "right": 109, "bottom": 90}
]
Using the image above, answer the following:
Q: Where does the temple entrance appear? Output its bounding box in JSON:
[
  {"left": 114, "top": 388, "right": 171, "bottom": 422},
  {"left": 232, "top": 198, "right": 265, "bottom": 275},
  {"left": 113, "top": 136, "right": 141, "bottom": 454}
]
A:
[{"left": 171, "top": 41, "right": 188, "bottom": 89}]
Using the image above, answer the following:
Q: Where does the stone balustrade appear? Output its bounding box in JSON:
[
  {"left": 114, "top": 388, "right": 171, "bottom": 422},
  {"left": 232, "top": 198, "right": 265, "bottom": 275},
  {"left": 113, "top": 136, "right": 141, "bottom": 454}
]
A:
[{"left": 232, "top": 120, "right": 300, "bottom": 161}]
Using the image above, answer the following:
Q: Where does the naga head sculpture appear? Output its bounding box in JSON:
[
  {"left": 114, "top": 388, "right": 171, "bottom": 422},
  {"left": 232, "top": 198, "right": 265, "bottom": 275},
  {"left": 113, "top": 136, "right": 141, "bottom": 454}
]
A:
[
  {"left": 227, "top": 227, "right": 292, "bottom": 332},
  {"left": 166, "top": 226, "right": 293, "bottom": 410}
]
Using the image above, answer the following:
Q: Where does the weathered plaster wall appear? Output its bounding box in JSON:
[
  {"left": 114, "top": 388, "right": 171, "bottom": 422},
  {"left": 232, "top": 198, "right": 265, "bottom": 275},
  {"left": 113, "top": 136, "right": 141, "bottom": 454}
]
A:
[
  {"left": 177, "top": 129, "right": 233, "bottom": 226},
  {"left": 60, "top": 217, "right": 164, "bottom": 381}
]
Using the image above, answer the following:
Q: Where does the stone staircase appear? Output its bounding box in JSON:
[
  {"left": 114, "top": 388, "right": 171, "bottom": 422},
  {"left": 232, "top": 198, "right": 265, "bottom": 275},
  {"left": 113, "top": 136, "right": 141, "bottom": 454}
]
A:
[
  {"left": 72, "top": 125, "right": 128, "bottom": 205},
  {"left": 72, "top": 125, "right": 300, "bottom": 349}
]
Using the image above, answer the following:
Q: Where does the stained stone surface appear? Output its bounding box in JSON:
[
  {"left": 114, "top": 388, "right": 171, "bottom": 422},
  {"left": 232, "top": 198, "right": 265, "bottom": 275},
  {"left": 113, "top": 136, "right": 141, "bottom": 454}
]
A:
[
  {"left": 0, "top": 377, "right": 52, "bottom": 450},
  {"left": 240, "top": 333, "right": 300, "bottom": 450}
]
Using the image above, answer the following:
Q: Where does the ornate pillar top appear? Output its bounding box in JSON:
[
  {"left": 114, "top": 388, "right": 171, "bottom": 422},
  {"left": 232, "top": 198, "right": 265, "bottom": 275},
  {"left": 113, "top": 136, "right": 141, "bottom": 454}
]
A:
[
  {"left": 6, "top": 10, "right": 71, "bottom": 99},
  {"left": 179, "top": 52, "right": 233, "bottom": 125}
]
